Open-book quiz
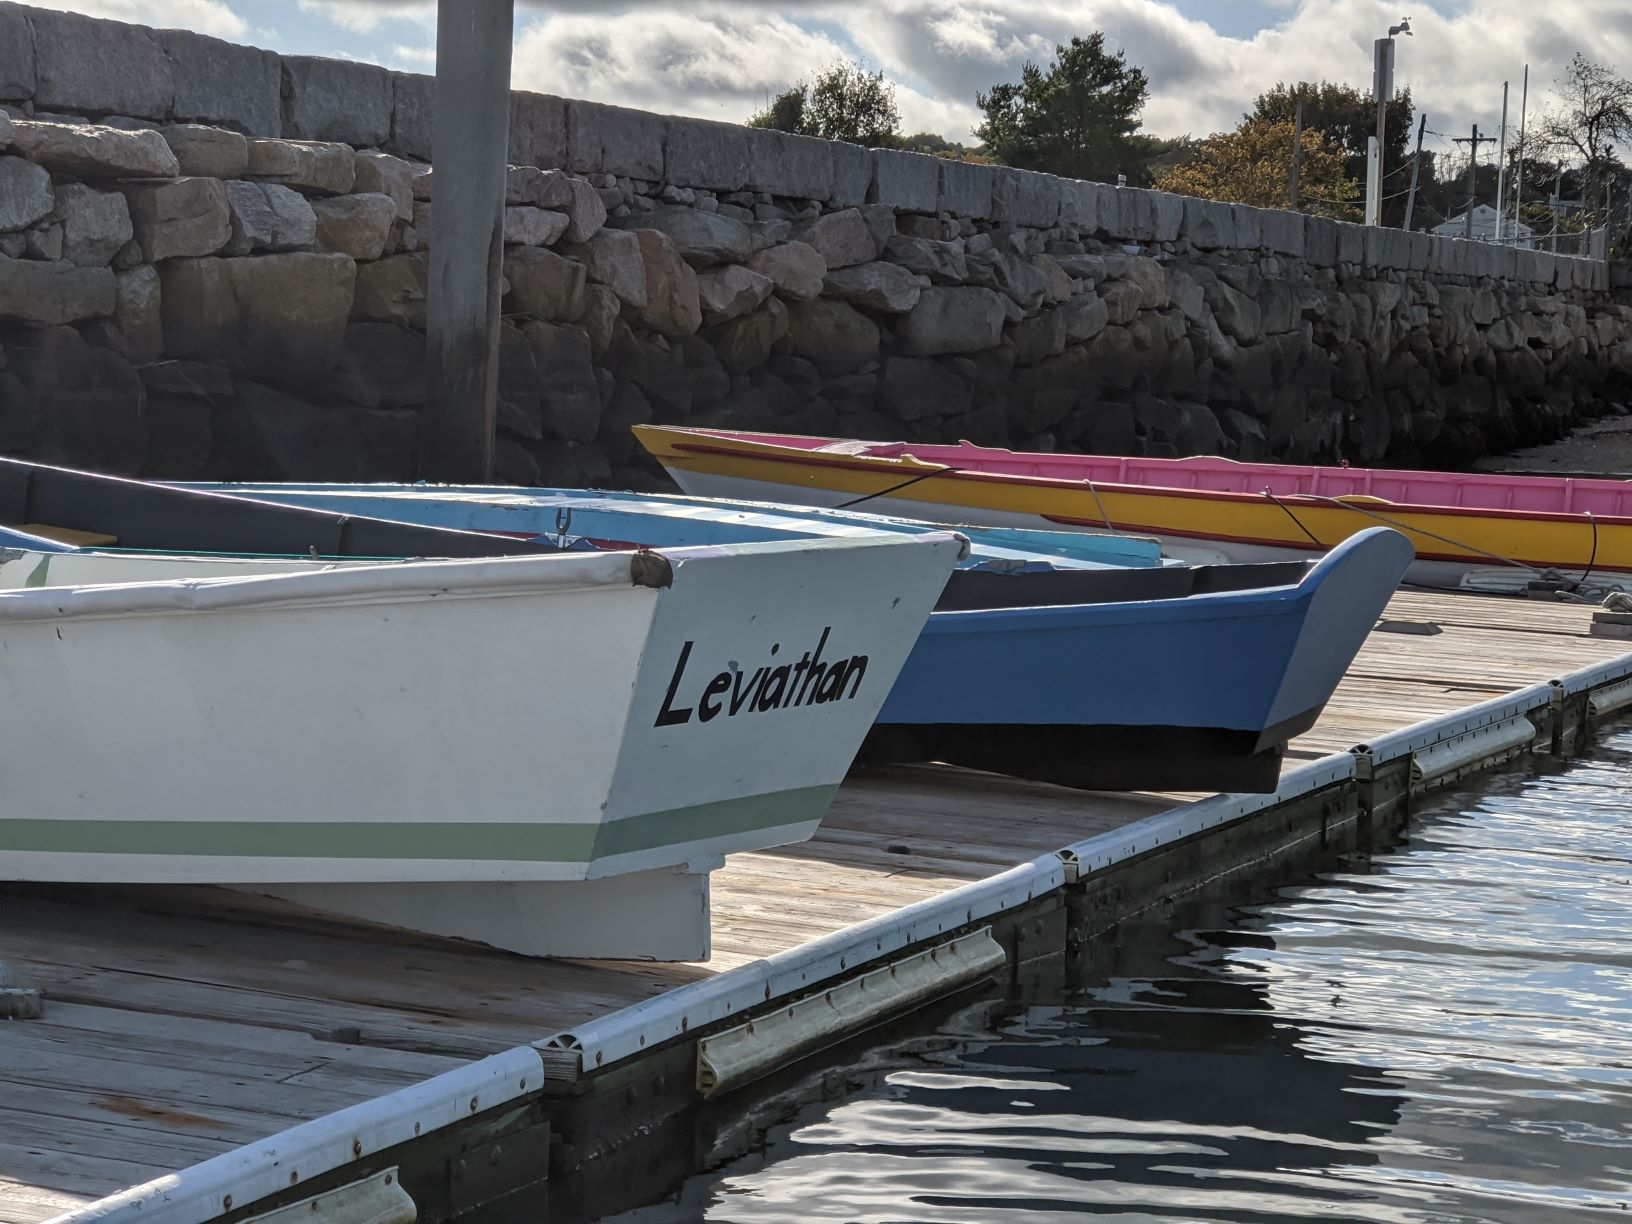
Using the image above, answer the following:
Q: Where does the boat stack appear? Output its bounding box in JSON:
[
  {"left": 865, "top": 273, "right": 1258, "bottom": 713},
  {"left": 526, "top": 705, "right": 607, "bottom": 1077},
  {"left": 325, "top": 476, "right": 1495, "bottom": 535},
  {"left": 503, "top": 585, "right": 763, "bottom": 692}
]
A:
[{"left": 0, "top": 432, "right": 1445, "bottom": 961}]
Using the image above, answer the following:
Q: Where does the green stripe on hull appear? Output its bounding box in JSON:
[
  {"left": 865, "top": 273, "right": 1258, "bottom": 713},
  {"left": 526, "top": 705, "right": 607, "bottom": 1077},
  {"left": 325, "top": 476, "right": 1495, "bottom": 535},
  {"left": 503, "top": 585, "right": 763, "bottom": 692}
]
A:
[{"left": 0, "top": 785, "right": 838, "bottom": 863}]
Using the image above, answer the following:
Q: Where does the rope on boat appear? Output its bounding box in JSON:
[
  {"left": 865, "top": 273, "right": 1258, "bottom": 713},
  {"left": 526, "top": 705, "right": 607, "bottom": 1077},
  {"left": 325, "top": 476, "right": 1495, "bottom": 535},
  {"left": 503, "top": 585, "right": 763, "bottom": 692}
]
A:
[
  {"left": 1289, "top": 491, "right": 1613, "bottom": 600},
  {"left": 1086, "top": 478, "right": 1116, "bottom": 532},
  {"left": 1300, "top": 492, "right": 1544, "bottom": 573},
  {"left": 1261, "top": 490, "right": 1327, "bottom": 549},
  {"left": 833, "top": 466, "right": 959, "bottom": 511},
  {"left": 1579, "top": 511, "right": 1600, "bottom": 591},
  {"left": 822, "top": 458, "right": 1611, "bottom": 599}
]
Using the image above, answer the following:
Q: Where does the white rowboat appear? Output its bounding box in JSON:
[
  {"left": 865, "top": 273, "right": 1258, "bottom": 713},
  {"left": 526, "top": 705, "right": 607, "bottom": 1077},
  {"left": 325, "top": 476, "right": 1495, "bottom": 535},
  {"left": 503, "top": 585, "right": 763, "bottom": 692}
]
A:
[{"left": 0, "top": 535, "right": 963, "bottom": 958}]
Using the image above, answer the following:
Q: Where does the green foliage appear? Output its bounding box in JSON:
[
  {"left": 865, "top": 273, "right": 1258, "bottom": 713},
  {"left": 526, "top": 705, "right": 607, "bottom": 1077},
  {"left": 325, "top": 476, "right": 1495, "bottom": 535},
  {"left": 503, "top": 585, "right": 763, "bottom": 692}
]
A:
[
  {"left": 896, "top": 132, "right": 997, "bottom": 163},
  {"left": 974, "top": 34, "right": 1151, "bottom": 182},
  {"left": 807, "top": 61, "right": 900, "bottom": 147},
  {"left": 1156, "top": 118, "right": 1359, "bottom": 218},
  {"left": 747, "top": 86, "right": 807, "bottom": 136},
  {"left": 1251, "top": 80, "right": 1415, "bottom": 223},
  {"left": 746, "top": 61, "right": 900, "bottom": 148},
  {"left": 1136, "top": 133, "right": 1202, "bottom": 178},
  {"left": 1251, "top": 80, "right": 1415, "bottom": 169}
]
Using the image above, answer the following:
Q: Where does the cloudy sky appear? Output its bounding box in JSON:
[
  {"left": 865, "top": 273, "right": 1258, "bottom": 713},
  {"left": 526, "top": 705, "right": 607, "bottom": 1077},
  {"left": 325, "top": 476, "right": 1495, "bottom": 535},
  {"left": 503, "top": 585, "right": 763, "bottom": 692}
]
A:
[{"left": 32, "top": 0, "right": 1632, "bottom": 154}]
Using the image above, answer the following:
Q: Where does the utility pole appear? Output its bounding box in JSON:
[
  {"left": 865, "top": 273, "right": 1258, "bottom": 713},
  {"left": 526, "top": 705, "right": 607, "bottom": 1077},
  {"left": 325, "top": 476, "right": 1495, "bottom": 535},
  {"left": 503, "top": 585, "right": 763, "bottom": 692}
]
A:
[
  {"left": 1403, "top": 113, "right": 1427, "bottom": 230},
  {"left": 1494, "top": 82, "right": 1509, "bottom": 242},
  {"left": 423, "top": 0, "right": 515, "bottom": 482},
  {"left": 1452, "top": 124, "right": 1496, "bottom": 238},
  {"left": 1514, "top": 65, "right": 1529, "bottom": 239},
  {"left": 1289, "top": 96, "right": 1304, "bottom": 211}
]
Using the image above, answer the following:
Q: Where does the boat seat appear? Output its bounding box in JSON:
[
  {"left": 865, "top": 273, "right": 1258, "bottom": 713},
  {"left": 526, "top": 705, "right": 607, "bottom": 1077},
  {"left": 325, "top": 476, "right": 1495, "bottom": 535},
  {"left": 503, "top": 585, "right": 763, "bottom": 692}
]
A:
[
  {"left": 936, "top": 559, "right": 1313, "bottom": 612},
  {"left": 15, "top": 525, "right": 118, "bottom": 547},
  {"left": 0, "top": 456, "right": 565, "bottom": 560}
]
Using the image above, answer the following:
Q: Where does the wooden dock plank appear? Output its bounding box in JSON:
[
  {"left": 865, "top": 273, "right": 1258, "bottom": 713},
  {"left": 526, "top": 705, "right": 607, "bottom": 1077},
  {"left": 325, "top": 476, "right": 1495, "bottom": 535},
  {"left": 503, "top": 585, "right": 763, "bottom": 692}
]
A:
[{"left": 0, "top": 588, "right": 1625, "bottom": 1222}]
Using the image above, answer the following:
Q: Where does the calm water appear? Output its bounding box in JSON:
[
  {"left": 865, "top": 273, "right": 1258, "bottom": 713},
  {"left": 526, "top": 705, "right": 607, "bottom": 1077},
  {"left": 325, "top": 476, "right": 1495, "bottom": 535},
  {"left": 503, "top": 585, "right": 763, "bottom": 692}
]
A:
[{"left": 624, "top": 731, "right": 1632, "bottom": 1223}]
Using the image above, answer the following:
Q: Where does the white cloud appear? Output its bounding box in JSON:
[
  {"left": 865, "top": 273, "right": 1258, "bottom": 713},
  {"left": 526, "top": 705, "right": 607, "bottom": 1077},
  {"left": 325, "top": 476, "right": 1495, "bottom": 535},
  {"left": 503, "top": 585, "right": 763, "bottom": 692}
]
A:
[
  {"left": 40, "top": 0, "right": 248, "bottom": 38},
  {"left": 294, "top": 0, "right": 432, "bottom": 36},
  {"left": 510, "top": 0, "right": 1632, "bottom": 145},
  {"left": 513, "top": 7, "right": 851, "bottom": 119},
  {"left": 390, "top": 43, "right": 435, "bottom": 66},
  {"left": 23, "top": 0, "right": 1632, "bottom": 149}
]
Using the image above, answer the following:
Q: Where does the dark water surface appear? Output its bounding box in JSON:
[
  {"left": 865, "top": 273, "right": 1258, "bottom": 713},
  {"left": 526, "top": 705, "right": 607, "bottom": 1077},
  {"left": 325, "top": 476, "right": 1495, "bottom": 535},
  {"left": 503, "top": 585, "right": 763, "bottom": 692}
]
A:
[{"left": 621, "top": 731, "right": 1632, "bottom": 1223}]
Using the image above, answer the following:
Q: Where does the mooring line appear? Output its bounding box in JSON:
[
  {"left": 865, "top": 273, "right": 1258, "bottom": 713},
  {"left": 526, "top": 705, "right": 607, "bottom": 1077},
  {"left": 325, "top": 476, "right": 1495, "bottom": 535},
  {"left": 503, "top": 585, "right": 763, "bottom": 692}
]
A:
[
  {"left": 834, "top": 466, "right": 959, "bottom": 510},
  {"left": 1261, "top": 489, "right": 1326, "bottom": 549},
  {"left": 1301, "top": 492, "right": 1544, "bottom": 573},
  {"left": 1086, "top": 477, "right": 1116, "bottom": 532}
]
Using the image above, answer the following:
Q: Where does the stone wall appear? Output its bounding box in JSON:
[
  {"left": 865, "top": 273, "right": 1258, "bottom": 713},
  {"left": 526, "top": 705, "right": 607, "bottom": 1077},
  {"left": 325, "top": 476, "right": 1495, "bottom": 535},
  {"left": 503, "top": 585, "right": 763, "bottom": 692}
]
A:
[{"left": 1, "top": 0, "right": 1629, "bottom": 487}]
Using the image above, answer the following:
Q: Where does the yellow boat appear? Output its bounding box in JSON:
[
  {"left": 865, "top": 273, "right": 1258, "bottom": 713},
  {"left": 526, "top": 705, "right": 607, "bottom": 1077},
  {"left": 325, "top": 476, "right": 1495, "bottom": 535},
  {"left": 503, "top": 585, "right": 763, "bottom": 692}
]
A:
[{"left": 634, "top": 425, "right": 1632, "bottom": 592}]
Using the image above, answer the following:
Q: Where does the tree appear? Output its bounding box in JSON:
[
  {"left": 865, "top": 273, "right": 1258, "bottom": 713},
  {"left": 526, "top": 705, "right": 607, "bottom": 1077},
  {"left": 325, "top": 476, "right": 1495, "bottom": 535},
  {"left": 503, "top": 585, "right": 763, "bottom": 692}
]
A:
[
  {"left": 807, "top": 61, "right": 900, "bottom": 148},
  {"left": 1138, "top": 133, "right": 1202, "bottom": 179},
  {"left": 975, "top": 34, "right": 1150, "bottom": 182},
  {"left": 747, "top": 87, "right": 806, "bottom": 138},
  {"left": 894, "top": 132, "right": 999, "bottom": 164},
  {"left": 747, "top": 61, "right": 900, "bottom": 148},
  {"left": 1250, "top": 81, "right": 1415, "bottom": 222},
  {"left": 1156, "top": 118, "right": 1360, "bottom": 218},
  {"left": 1536, "top": 53, "right": 1632, "bottom": 214}
]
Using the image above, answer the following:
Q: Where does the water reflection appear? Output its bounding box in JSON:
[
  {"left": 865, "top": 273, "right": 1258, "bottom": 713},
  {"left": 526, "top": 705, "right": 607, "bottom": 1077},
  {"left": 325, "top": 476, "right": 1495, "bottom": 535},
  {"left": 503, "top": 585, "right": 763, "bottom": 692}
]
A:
[{"left": 620, "top": 733, "right": 1632, "bottom": 1223}]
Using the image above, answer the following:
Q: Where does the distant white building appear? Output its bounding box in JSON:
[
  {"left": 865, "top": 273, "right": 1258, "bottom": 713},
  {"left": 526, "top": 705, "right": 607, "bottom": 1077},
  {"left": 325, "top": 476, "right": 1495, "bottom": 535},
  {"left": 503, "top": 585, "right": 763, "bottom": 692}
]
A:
[{"left": 1432, "top": 204, "right": 1536, "bottom": 248}]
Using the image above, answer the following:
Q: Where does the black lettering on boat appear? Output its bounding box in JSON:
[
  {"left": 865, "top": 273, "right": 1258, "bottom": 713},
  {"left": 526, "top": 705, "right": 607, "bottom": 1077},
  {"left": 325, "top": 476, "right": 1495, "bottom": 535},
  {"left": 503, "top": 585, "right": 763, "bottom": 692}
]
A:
[
  {"left": 697, "top": 671, "right": 731, "bottom": 722},
  {"left": 728, "top": 664, "right": 761, "bottom": 716},
  {"left": 655, "top": 639, "right": 695, "bottom": 726},
  {"left": 756, "top": 664, "right": 791, "bottom": 711},
  {"left": 654, "top": 628, "right": 872, "bottom": 727}
]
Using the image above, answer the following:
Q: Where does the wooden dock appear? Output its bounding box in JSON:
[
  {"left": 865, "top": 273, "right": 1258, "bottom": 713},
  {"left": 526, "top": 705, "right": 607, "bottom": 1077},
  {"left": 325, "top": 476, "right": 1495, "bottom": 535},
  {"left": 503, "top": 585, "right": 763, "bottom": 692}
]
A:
[{"left": 2, "top": 588, "right": 1628, "bottom": 1224}]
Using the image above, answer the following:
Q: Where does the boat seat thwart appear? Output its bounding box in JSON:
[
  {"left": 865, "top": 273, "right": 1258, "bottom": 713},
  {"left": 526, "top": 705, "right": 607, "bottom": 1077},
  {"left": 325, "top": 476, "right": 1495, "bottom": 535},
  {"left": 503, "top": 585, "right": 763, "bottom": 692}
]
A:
[
  {"left": 0, "top": 457, "right": 566, "bottom": 559},
  {"left": 15, "top": 524, "right": 117, "bottom": 547}
]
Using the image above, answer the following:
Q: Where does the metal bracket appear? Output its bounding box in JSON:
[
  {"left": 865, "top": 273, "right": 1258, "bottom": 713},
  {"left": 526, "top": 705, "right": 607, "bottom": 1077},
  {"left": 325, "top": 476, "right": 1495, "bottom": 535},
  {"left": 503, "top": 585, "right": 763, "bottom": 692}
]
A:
[
  {"left": 0, "top": 986, "right": 42, "bottom": 1020},
  {"left": 0, "top": 963, "right": 42, "bottom": 1020}
]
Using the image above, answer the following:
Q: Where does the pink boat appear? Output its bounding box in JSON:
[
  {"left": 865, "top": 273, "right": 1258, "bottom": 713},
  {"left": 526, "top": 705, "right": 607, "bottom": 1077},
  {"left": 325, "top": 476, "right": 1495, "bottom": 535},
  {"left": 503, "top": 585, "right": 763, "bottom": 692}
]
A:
[{"left": 636, "top": 425, "right": 1632, "bottom": 591}]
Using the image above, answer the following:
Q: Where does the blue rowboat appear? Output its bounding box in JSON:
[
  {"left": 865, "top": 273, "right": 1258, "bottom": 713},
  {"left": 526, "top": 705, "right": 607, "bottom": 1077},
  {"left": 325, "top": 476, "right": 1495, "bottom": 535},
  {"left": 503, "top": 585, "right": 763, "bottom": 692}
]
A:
[
  {"left": 869, "top": 527, "right": 1411, "bottom": 790},
  {"left": 182, "top": 483, "right": 1414, "bottom": 793},
  {"left": 187, "top": 483, "right": 1170, "bottom": 574}
]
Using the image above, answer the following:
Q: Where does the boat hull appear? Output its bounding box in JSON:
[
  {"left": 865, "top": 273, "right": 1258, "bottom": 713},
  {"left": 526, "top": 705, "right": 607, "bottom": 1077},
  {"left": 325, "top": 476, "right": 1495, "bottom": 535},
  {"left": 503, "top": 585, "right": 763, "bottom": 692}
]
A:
[
  {"left": 0, "top": 536, "right": 961, "bottom": 884},
  {"left": 637, "top": 426, "right": 1632, "bottom": 589},
  {"left": 666, "top": 465, "right": 1491, "bottom": 586},
  {"left": 867, "top": 527, "right": 1413, "bottom": 792}
]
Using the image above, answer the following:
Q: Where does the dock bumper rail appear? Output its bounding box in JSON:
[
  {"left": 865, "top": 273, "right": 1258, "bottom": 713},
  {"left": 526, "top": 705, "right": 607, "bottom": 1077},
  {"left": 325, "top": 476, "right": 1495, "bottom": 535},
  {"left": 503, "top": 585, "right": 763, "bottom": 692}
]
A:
[
  {"left": 695, "top": 928, "right": 1006, "bottom": 1098},
  {"left": 1547, "top": 656, "right": 1632, "bottom": 748},
  {"left": 1406, "top": 714, "right": 1539, "bottom": 786},
  {"left": 1586, "top": 673, "right": 1632, "bottom": 719},
  {"left": 240, "top": 1170, "right": 413, "bottom": 1224},
  {"left": 1352, "top": 681, "right": 1554, "bottom": 796},
  {"left": 47, "top": 1048, "right": 545, "bottom": 1224},
  {"left": 1057, "top": 752, "right": 1357, "bottom": 883},
  {"left": 537, "top": 855, "right": 1064, "bottom": 1083}
]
